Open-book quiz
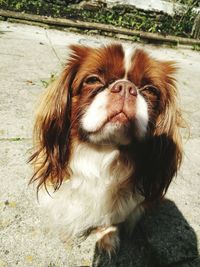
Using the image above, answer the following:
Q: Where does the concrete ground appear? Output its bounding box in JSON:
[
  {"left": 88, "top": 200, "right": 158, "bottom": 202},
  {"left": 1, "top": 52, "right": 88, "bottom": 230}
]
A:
[{"left": 0, "top": 21, "right": 199, "bottom": 267}]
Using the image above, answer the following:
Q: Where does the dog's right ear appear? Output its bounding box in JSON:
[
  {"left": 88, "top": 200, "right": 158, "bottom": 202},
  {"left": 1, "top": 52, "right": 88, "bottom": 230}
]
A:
[{"left": 29, "top": 45, "right": 90, "bottom": 192}]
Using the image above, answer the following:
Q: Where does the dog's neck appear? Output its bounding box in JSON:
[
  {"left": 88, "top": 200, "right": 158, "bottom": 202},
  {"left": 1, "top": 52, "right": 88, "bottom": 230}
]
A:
[{"left": 69, "top": 142, "right": 134, "bottom": 185}]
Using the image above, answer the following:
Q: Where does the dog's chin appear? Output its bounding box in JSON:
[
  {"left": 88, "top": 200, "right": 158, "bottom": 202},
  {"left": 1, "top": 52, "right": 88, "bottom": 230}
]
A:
[{"left": 81, "top": 118, "right": 133, "bottom": 146}]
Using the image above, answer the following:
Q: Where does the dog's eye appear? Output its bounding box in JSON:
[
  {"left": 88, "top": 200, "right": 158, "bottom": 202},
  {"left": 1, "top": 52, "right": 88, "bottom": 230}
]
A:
[
  {"left": 139, "top": 85, "right": 160, "bottom": 98},
  {"left": 85, "top": 75, "right": 101, "bottom": 84},
  {"left": 108, "top": 79, "right": 115, "bottom": 85},
  {"left": 139, "top": 85, "right": 160, "bottom": 110}
]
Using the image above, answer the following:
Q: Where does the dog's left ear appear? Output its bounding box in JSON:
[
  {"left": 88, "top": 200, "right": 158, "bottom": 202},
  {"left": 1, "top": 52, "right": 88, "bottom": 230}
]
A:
[{"left": 135, "top": 60, "right": 185, "bottom": 202}]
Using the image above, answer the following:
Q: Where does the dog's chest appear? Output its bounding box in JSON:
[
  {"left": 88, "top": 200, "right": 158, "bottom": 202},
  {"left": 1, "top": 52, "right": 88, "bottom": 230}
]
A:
[{"left": 40, "top": 144, "right": 140, "bottom": 235}]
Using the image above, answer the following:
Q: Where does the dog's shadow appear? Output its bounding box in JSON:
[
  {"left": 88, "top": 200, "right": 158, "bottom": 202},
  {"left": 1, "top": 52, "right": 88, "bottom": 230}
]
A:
[{"left": 92, "top": 199, "right": 199, "bottom": 267}]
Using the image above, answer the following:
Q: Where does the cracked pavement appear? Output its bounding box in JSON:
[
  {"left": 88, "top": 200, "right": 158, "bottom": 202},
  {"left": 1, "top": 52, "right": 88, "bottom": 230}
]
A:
[{"left": 0, "top": 21, "right": 199, "bottom": 267}]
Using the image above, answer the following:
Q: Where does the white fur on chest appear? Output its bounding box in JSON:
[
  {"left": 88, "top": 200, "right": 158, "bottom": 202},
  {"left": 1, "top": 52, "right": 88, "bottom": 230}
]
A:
[{"left": 39, "top": 143, "right": 142, "bottom": 237}]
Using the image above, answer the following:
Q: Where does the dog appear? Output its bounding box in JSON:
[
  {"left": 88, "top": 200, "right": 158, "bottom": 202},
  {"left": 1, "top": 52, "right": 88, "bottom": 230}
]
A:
[{"left": 30, "top": 43, "right": 184, "bottom": 253}]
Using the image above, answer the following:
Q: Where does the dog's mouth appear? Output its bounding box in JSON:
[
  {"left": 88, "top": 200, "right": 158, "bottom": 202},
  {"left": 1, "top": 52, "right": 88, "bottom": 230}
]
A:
[
  {"left": 109, "top": 112, "right": 129, "bottom": 124},
  {"left": 87, "top": 111, "right": 131, "bottom": 134}
]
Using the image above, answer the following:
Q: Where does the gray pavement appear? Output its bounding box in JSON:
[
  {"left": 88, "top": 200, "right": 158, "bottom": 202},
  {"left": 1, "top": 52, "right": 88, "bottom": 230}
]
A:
[{"left": 0, "top": 21, "right": 200, "bottom": 267}]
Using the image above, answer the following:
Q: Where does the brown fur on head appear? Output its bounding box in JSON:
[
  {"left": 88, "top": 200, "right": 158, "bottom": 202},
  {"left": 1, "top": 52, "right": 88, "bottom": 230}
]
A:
[{"left": 29, "top": 44, "right": 184, "bottom": 202}]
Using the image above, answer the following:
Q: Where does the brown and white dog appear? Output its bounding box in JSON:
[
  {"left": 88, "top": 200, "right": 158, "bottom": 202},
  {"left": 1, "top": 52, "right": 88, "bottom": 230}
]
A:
[{"left": 30, "top": 43, "right": 183, "bottom": 253}]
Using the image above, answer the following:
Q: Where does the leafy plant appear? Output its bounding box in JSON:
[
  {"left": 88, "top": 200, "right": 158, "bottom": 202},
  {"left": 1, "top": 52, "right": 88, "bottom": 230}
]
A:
[{"left": 0, "top": 0, "right": 197, "bottom": 38}]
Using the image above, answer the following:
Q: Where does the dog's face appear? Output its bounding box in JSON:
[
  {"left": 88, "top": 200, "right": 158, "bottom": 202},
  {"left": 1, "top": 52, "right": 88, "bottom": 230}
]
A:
[
  {"left": 72, "top": 46, "right": 148, "bottom": 145},
  {"left": 30, "top": 43, "right": 183, "bottom": 201},
  {"left": 68, "top": 44, "right": 176, "bottom": 146}
]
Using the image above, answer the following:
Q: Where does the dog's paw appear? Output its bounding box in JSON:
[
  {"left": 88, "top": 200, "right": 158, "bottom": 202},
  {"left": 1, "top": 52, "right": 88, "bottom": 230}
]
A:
[{"left": 96, "top": 226, "right": 119, "bottom": 255}]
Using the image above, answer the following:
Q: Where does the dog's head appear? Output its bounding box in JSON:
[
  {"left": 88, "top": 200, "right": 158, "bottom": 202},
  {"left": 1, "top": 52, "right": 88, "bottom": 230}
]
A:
[{"left": 30, "top": 44, "right": 184, "bottom": 202}]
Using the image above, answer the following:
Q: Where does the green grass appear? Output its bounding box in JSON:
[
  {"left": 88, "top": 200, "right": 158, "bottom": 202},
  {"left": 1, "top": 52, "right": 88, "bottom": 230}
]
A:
[
  {"left": 0, "top": 137, "right": 27, "bottom": 141},
  {"left": 0, "top": 0, "right": 197, "bottom": 38},
  {"left": 41, "top": 73, "right": 57, "bottom": 88},
  {"left": 192, "top": 44, "right": 200, "bottom": 51}
]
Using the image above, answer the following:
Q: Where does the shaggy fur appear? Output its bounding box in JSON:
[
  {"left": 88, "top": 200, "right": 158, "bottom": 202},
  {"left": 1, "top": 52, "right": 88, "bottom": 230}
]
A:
[{"left": 30, "top": 43, "right": 184, "bottom": 252}]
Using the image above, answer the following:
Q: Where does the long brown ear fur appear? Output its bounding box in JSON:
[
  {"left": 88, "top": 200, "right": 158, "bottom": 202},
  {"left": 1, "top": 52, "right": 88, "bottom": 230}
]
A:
[
  {"left": 29, "top": 70, "right": 73, "bottom": 192},
  {"left": 29, "top": 45, "right": 89, "bottom": 192},
  {"left": 133, "top": 53, "right": 185, "bottom": 202}
]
